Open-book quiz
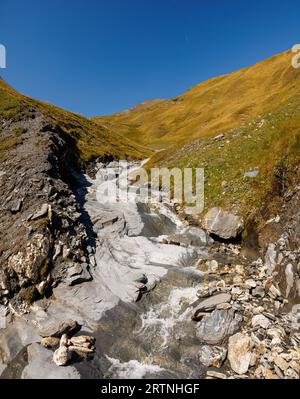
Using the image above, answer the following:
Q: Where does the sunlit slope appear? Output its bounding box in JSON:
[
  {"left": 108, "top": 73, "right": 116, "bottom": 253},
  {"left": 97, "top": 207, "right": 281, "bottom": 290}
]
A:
[
  {"left": 0, "top": 78, "right": 150, "bottom": 164},
  {"left": 93, "top": 51, "right": 300, "bottom": 150},
  {"left": 94, "top": 50, "right": 300, "bottom": 223}
]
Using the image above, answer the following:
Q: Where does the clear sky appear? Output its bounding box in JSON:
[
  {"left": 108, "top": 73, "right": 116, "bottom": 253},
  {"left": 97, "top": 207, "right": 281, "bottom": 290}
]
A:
[{"left": 1, "top": 0, "right": 300, "bottom": 117}]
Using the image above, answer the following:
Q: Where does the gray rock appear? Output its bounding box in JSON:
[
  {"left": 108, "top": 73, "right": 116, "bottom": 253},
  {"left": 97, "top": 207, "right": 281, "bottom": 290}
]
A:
[
  {"left": 183, "top": 226, "right": 213, "bottom": 246},
  {"left": 244, "top": 170, "right": 259, "bottom": 178},
  {"left": 251, "top": 314, "right": 271, "bottom": 329},
  {"left": 0, "top": 305, "right": 7, "bottom": 329},
  {"left": 10, "top": 198, "right": 23, "bottom": 213},
  {"left": 196, "top": 309, "right": 242, "bottom": 344},
  {"left": 193, "top": 293, "right": 232, "bottom": 317},
  {"left": 252, "top": 286, "right": 265, "bottom": 297},
  {"left": 22, "top": 344, "right": 80, "bottom": 379},
  {"left": 228, "top": 333, "right": 251, "bottom": 375},
  {"left": 66, "top": 263, "right": 92, "bottom": 286},
  {"left": 198, "top": 345, "right": 227, "bottom": 368},
  {"left": 202, "top": 207, "right": 244, "bottom": 240},
  {"left": 38, "top": 319, "right": 79, "bottom": 338},
  {"left": 31, "top": 203, "right": 49, "bottom": 220}
]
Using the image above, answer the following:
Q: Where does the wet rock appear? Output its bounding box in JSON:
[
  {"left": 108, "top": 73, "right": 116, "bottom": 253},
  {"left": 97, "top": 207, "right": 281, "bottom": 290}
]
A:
[
  {"left": 196, "top": 309, "right": 242, "bottom": 344},
  {"left": 22, "top": 343, "right": 80, "bottom": 379},
  {"left": 53, "top": 345, "right": 70, "bottom": 366},
  {"left": 193, "top": 293, "right": 231, "bottom": 316},
  {"left": 251, "top": 314, "right": 271, "bottom": 329},
  {"left": 40, "top": 337, "right": 60, "bottom": 348},
  {"left": 228, "top": 333, "right": 251, "bottom": 375},
  {"left": 198, "top": 345, "right": 227, "bottom": 368},
  {"left": 38, "top": 319, "right": 79, "bottom": 338},
  {"left": 202, "top": 207, "right": 244, "bottom": 240}
]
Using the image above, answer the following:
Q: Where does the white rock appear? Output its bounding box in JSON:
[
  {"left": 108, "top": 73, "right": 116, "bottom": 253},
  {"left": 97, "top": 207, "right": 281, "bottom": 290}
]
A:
[
  {"left": 251, "top": 314, "right": 271, "bottom": 329},
  {"left": 285, "top": 263, "right": 294, "bottom": 297},
  {"left": 228, "top": 333, "right": 251, "bottom": 375},
  {"left": 53, "top": 346, "right": 70, "bottom": 366},
  {"left": 202, "top": 207, "right": 244, "bottom": 240}
]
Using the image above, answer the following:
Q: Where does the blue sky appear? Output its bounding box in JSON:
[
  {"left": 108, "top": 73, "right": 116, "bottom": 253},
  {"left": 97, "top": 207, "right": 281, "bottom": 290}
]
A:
[{"left": 0, "top": 0, "right": 300, "bottom": 116}]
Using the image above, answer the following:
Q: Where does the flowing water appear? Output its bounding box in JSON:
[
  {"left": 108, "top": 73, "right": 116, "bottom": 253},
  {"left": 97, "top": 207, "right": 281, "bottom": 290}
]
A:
[
  {"left": 0, "top": 160, "right": 217, "bottom": 379},
  {"left": 76, "top": 161, "right": 214, "bottom": 379}
]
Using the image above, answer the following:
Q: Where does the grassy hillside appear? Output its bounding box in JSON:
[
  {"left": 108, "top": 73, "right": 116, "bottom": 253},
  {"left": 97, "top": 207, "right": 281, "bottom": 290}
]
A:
[
  {"left": 93, "top": 51, "right": 299, "bottom": 149},
  {"left": 0, "top": 78, "right": 150, "bottom": 164},
  {"left": 94, "top": 50, "right": 300, "bottom": 224}
]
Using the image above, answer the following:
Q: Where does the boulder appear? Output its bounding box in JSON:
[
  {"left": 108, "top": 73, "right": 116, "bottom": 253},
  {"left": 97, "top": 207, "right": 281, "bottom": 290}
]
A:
[
  {"left": 198, "top": 345, "right": 227, "bottom": 368},
  {"left": 193, "top": 293, "right": 231, "bottom": 318},
  {"left": 196, "top": 309, "right": 242, "bottom": 344},
  {"left": 38, "top": 319, "right": 79, "bottom": 338},
  {"left": 22, "top": 344, "right": 80, "bottom": 379},
  {"left": 228, "top": 333, "right": 251, "bottom": 375},
  {"left": 202, "top": 207, "right": 244, "bottom": 240}
]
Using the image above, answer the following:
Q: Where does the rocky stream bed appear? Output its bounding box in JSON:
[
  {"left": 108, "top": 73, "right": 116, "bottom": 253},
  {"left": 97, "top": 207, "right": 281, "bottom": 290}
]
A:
[{"left": 0, "top": 160, "right": 299, "bottom": 379}]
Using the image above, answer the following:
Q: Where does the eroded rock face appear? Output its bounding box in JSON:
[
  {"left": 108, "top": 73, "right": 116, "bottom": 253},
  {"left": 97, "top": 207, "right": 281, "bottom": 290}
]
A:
[
  {"left": 203, "top": 207, "right": 244, "bottom": 240},
  {"left": 196, "top": 309, "right": 242, "bottom": 344},
  {"left": 0, "top": 108, "right": 93, "bottom": 303},
  {"left": 7, "top": 233, "right": 51, "bottom": 288}
]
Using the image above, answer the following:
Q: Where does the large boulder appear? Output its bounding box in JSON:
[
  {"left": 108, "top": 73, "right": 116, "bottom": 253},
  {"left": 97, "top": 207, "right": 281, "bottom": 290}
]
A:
[
  {"left": 202, "top": 207, "right": 244, "bottom": 240},
  {"left": 196, "top": 309, "right": 242, "bottom": 344},
  {"left": 22, "top": 343, "right": 80, "bottom": 379}
]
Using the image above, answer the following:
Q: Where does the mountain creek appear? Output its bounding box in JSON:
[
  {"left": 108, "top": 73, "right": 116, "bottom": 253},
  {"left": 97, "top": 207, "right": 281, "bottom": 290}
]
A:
[{"left": 0, "top": 160, "right": 299, "bottom": 379}]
